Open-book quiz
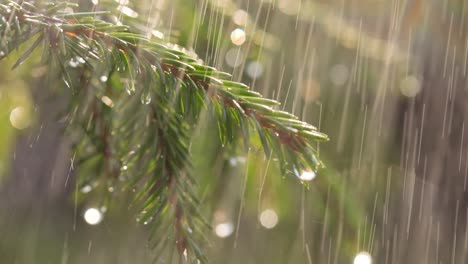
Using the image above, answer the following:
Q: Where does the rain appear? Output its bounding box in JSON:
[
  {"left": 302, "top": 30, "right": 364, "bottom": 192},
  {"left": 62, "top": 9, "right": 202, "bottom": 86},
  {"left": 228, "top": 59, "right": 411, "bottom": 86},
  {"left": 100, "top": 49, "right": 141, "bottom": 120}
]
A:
[{"left": 0, "top": 0, "right": 467, "bottom": 263}]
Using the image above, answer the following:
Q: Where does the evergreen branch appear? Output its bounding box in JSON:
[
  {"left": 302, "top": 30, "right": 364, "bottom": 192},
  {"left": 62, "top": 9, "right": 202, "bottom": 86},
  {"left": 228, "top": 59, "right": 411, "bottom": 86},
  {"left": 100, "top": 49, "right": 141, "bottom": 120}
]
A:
[{"left": 0, "top": 0, "right": 329, "bottom": 261}]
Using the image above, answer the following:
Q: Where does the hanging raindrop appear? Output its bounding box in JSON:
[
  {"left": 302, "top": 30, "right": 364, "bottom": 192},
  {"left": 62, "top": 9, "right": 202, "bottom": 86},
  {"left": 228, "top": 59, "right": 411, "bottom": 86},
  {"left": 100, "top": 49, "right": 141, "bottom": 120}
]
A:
[
  {"left": 299, "top": 171, "right": 316, "bottom": 181},
  {"left": 69, "top": 58, "right": 79, "bottom": 68},
  {"left": 143, "top": 217, "right": 153, "bottom": 225},
  {"left": 83, "top": 208, "right": 104, "bottom": 225},
  {"left": 141, "top": 91, "right": 151, "bottom": 105},
  {"left": 215, "top": 222, "right": 234, "bottom": 238},
  {"left": 354, "top": 252, "right": 372, "bottom": 264},
  {"left": 124, "top": 79, "right": 135, "bottom": 95},
  {"left": 81, "top": 185, "right": 93, "bottom": 193},
  {"left": 259, "top": 209, "right": 279, "bottom": 229},
  {"left": 293, "top": 166, "right": 317, "bottom": 181},
  {"left": 230, "top": 28, "right": 246, "bottom": 46},
  {"left": 76, "top": 56, "right": 85, "bottom": 64}
]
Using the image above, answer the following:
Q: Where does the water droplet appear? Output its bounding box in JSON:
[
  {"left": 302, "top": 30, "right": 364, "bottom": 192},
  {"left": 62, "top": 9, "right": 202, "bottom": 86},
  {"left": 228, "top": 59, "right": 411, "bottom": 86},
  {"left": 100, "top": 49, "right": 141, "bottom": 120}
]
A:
[
  {"left": 225, "top": 48, "right": 244, "bottom": 68},
  {"left": 230, "top": 28, "right": 246, "bottom": 46},
  {"left": 69, "top": 59, "right": 79, "bottom": 68},
  {"left": 83, "top": 208, "right": 103, "bottom": 225},
  {"left": 81, "top": 185, "right": 93, "bottom": 193},
  {"left": 76, "top": 56, "right": 85, "bottom": 64},
  {"left": 229, "top": 157, "right": 238, "bottom": 167},
  {"left": 259, "top": 209, "right": 278, "bottom": 229},
  {"left": 246, "top": 61, "right": 264, "bottom": 79},
  {"left": 121, "top": 165, "right": 128, "bottom": 171},
  {"left": 117, "top": 5, "right": 138, "bottom": 18},
  {"left": 123, "top": 79, "right": 135, "bottom": 95},
  {"left": 215, "top": 222, "right": 234, "bottom": 238},
  {"left": 229, "top": 156, "right": 246, "bottom": 166},
  {"left": 299, "top": 171, "right": 316, "bottom": 181},
  {"left": 99, "top": 75, "right": 108, "bottom": 82},
  {"left": 294, "top": 167, "right": 317, "bottom": 181},
  {"left": 354, "top": 252, "right": 372, "bottom": 264},
  {"left": 329, "top": 64, "right": 349, "bottom": 86},
  {"left": 140, "top": 92, "right": 151, "bottom": 105},
  {"left": 143, "top": 217, "right": 153, "bottom": 225},
  {"left": 233, "top": 9, "right": 248, "bottom": 26},
  {"left": 101, "top": 96, "right": 114, "bottom": 108},
  {"left": 152, "top": 30, "right": 164, "bottom": 39},
  {"left": 400, "top": 75, "right": 421, "bottom": 97},
  {"left": 9, "top": 106, "right": 31, "bottom": 130}
]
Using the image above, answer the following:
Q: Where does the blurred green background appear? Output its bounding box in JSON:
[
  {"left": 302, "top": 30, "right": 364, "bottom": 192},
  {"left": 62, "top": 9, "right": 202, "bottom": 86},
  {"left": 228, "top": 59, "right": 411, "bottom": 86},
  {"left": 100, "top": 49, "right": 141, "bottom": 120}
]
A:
[{"left": 1, "top": 0, "right": 468, "bottom": 263}]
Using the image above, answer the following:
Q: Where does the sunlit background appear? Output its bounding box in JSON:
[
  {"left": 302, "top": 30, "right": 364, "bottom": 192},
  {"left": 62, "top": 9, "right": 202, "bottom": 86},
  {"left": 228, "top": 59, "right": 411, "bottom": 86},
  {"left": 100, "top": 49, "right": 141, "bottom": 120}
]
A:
[{"left": 1, "top": 0, "right": 468, "bottom": 263}]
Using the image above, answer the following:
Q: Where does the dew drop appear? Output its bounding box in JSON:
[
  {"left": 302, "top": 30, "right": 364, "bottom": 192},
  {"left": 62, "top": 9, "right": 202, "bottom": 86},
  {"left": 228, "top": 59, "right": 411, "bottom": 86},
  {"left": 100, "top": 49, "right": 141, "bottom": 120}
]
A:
[
  {"left": 299, "top": 171, "right": 316, "bottom": 181},
  {"left": 152, "top": 30, "right": 164, "bottom": 39},
  {"left": 140, "top": 92, "right": 151, "bottom": 105},
  {"left": 232, "top": 9, "right": 248, "bottom": 26},
  {"left": 101, "top": 96, "right": 114, "bottom": 108},
  {"left": 81, "top": 185, "right": 93, "bottom": 193},
  {"left": 83, "top": 208, "right": 103, "bottom": 225},
  {"left": 225, "top": 48, "right": 244, "bottom": 68},
  {"left": 10, "top": 106, "right": 31, "bottom": 130},
  {"left": 294, "top": 167, "right": 317, "bottom": 181},
  {"left": 354, "top": 252, "right": 372, "bottom": 264},
  {"left": 69, "top": 59, "right": 79, "bottom": 68},
  {"left": 215, "top": 222, "right": 234, "bottom": 238},
  {"left": 143, "top": 217, "right": 153, "bottom": 225},
  {"left": 230, "top": 28, "right": 246, "bottom": 46},
  {"left": 400, "top": 75, "right": 421, "bottom": 97},
  {"left": 76, "top": 56, "right": 86, "bottom": 64},
  {"left": 246, "top": 61, "right": 264, "bottom": 79},
  {"left": 259, "top": 209, "right": 279, "bottom": 229},
  {"left": 117, "top": 5, "right": 138, "bottom": 18},
  {"left": 229, "top": 157, "right": 238, "bottom": 167},
  {"left": 124, "top": 79, "right": 135, "bottom": 95}
]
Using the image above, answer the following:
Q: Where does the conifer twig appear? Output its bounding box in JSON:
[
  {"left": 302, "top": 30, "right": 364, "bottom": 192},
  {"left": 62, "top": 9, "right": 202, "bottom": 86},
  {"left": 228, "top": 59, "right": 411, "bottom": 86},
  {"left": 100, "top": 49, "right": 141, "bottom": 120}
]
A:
[{"left": 0, "top": 1, "right": 328, "bottom": 261}]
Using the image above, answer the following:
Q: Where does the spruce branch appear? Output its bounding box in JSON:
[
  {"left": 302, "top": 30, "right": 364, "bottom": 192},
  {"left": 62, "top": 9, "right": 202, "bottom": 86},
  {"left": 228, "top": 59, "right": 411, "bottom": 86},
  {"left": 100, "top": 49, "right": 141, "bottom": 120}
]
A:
[{"left": 0, "top": 0, "right": 328, "bottom": 261}]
